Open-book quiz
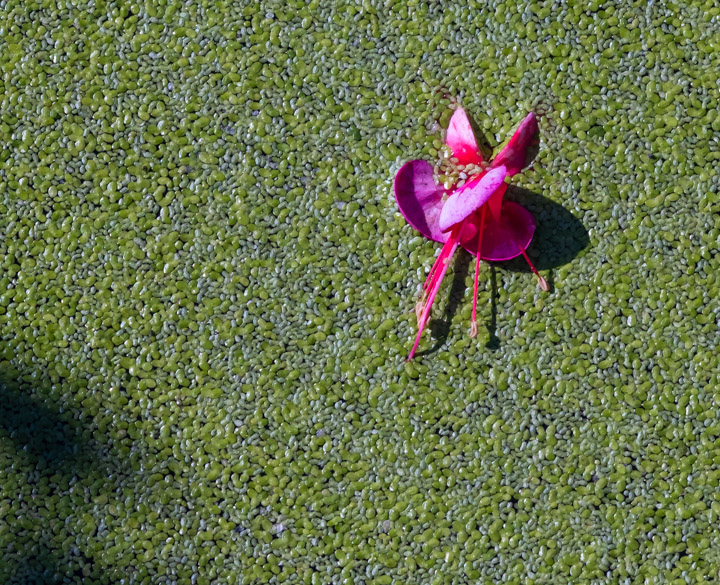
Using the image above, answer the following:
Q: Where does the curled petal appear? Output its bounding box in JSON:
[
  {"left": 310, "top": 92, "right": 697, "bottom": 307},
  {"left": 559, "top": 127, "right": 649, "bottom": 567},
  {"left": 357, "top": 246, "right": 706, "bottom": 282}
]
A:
[
  {"left": 438, "top": 165, "right": 507, "bottom": 233},
  {"left": 446, "top": 107, "right": 483, "bottom": 165},
  {"left": 491, "top": 112, "right": 539, "bottom": 177},
  {"left": 394, "top": 160, "right": 449, "bottom": 243},
  {"left": 461, "top": 201, "right": 536, "bottom": 261}
]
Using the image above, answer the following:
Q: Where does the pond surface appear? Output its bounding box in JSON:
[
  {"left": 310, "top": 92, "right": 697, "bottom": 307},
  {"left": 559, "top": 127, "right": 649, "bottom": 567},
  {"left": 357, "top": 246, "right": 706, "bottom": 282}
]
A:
[{"left": 1, "top": 0, "right": 719, "bottom": 582}]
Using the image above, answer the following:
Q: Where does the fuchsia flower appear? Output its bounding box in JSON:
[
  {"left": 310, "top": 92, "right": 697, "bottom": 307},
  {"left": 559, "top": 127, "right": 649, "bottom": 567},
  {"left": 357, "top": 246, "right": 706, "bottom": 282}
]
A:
[{"left": 395, "top": 107, "right": 547, "bottom": 360}]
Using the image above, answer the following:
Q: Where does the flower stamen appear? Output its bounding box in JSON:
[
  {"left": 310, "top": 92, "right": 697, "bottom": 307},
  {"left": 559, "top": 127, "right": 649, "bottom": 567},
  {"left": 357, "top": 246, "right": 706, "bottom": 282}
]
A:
[
  {"left": 408, "top": 226, "right": 462, "bottom": 360},
  {"left": 518, "top": 246, "right": 549, "bottom": 291}
]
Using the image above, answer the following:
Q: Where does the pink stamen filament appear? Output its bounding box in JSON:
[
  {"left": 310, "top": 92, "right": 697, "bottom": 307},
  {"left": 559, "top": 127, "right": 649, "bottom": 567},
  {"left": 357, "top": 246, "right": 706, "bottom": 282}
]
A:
[
  {"left": 422, "top": 247, "right": 445, "bottom": 292},
  {"left": 518, "top": 246, "right": 549, "bottom": 291},
  {"left": 470, "top": 205, "right": 487, "bottom": 338},
  {"left": 416, "top": 241, "right": 455, "bottom": 325},
  {"left": 408, "top": 226, "right": 461, "bottom": 360}
]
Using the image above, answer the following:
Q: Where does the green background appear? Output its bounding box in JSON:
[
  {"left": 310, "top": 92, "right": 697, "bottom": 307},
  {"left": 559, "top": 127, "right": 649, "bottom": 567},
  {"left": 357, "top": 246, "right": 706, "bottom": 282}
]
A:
[{"left": 1, "top": 0, "right": 719, "bottom": 583}]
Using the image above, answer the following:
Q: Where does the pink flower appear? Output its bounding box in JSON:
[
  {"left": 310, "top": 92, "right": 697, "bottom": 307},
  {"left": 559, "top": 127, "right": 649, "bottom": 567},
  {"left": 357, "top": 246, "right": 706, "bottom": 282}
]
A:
[{"left": 394, "top": 107, "right": 546, "bottom": 360}]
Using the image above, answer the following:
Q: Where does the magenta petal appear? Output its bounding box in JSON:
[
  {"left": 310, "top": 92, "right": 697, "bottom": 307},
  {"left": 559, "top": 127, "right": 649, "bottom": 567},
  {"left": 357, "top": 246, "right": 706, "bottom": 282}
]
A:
[
  {"left": 461, "top": 201, "right": 536, "bottom": 261},
  {"left": 446, "top": 107, "right": 483, "bottom": 166},
  {"left": 438, "top": 165, "right": 507, "bottom": 233},
  {"left": 491, "top": 112, "right": 539, "bottom": 177},
  {"left": 394, "top": 160, "right": 449, "bottom": 243}
]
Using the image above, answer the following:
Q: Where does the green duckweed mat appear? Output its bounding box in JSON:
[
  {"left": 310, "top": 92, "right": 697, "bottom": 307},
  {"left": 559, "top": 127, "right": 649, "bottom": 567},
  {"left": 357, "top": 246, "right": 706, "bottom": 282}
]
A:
[{"left": 1, "top": 0, "right": 720, "bottom": 583}]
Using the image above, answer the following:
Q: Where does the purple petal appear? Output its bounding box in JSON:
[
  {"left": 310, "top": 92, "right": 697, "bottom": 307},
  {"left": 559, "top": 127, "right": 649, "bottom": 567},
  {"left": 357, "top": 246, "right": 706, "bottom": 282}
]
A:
[
  {"left": 438, "top": 165, "right": 507, "bottom": 233},
  {"left": 394, "top": 160, "right": 449, "bottom": 243},
  {"left": 461, "top": 201, "right": 536, "bottom": 261},
  {"left": 491, "top": 113, "right": 539, "bottom": 177},
  {"left": 446, "top": 107, "right": 483, "bottom": 166}
]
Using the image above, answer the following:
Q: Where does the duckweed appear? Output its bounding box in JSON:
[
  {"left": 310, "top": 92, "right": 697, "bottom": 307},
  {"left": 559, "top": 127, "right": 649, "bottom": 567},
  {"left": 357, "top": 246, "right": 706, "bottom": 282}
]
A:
[{"left": 1, "top": 0, "right": 720, "bottom": 583}]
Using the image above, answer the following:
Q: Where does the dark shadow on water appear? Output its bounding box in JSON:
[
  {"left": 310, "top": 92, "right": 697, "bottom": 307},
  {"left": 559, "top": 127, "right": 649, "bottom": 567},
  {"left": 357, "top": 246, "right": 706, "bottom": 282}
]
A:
[
  {"left": 9, "top": 545, "right": 122, "bottom": 585},
  {"left": 0, "top": 375, "right": 90, "bottom": 469},
  {"left": 500, "top": 185, "right": 589, "bottom": 273},
  {"left": 0, "top": 364, "right": 129, "bottom": 585},
  {"left": 486, "top": 265, "right": 500, "bottom": 350}
]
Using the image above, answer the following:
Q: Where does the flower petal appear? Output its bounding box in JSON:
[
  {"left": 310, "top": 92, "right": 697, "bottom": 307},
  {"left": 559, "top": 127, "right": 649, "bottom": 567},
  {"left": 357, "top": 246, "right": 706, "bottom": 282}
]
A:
[
  {"left": 461, "top": 201, "right": 536, "bottom": 261},
  {"left": 491, "top": 112, "right": 539, "bottom": 177},
  {"left": 446, "top": 107, "right": 483, "bottom": 165},
  {"left": 438, "top": 165, "right": 507, "bottom": 233},
  {"left": 394, "top": 160, "right": 449, "bottom": 243}
]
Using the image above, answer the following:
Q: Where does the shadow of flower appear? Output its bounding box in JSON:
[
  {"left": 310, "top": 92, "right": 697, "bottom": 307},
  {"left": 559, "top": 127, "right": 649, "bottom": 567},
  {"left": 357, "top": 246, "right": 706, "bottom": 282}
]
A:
[{"left": 501, "top": 185, "right": 590, "bottom": 272}]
